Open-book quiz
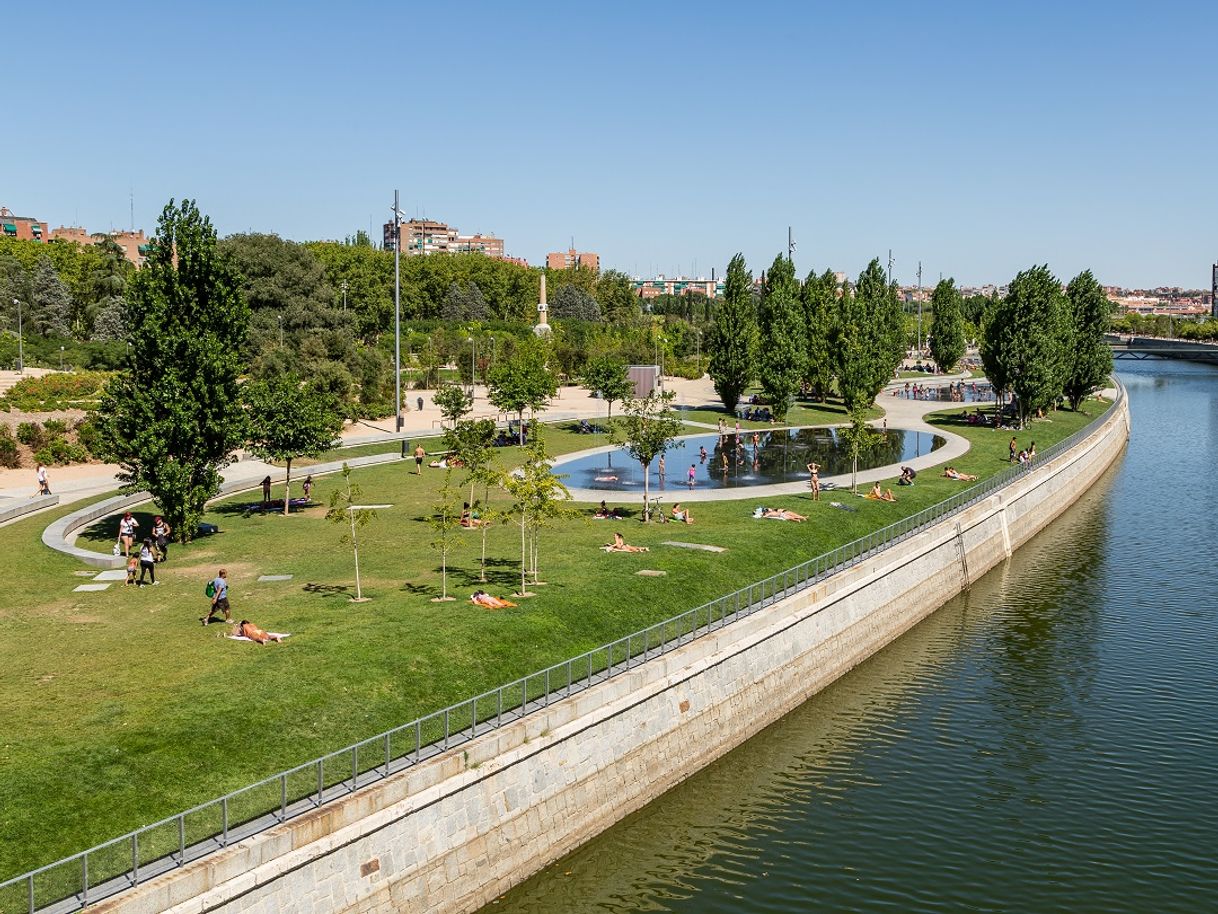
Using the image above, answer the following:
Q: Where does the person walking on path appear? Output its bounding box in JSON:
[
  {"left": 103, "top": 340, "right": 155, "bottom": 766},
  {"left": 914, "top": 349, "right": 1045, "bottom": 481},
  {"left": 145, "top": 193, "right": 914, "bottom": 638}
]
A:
[
  {"left": 414, "top": 444, "right": 426, "bottom": 475},
  {"left": 261, "top": 475, "right": 272, "bottom": 506},
  {"left": 137, "top": 538, "right": 159, "bottom": 585},
  {"left": 152, "top": 516, "right": 171, "bottom": 562},
  {"left": 302, "top": 475, "right": 313, "bottom": 501},
  {"left": 118, "top": 512, "right": 138, "bottom": 557},
  {"left": 203, "top": 569, "right": 231, "bottom": 625},
  {"left": 36, "top": 463, "right": 51, "bottom": 495}
]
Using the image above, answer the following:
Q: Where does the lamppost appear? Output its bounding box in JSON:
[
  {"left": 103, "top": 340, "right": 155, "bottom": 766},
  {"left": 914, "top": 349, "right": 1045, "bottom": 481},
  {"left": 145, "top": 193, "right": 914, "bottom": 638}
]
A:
[
  {"left": 12, "top": 299, "right": 22, "bottom": 374},
  {"left": 391, "top": 190, "right": 404, "bottom": 433},
  {"left": 59, "top": 346, "right": 65, "bottom": 371},
  {"left": 340, "top": 279, "right": 348, "bottom": 313},
  {"left": 467, "top": 336, "right": 476, "bottom": 399}
]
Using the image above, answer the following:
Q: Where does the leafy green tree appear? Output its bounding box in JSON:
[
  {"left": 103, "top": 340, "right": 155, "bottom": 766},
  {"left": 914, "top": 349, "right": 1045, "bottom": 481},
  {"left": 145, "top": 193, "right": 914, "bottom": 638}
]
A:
[
  {"left": 595, "top": 269, "right": 641, "bottom": 324},
  {"left": 581, "top": 354, "right": 633, "bottom": 420},
  {"left": 499, "top": 423, "right": 573, "bottom": 593},
  {"left": 442, "top": 281, "right": 489, "bottom": 321},
  {"left": 836, "top": 259, "right": 903, "bottom": 412},
  {"left": 986, "top": 265, "right": 1067, "bottom": 426},
  {"left": 30, "top": 256, "right": 73, "bottom": 338},
  {"left": 839, "top": 408, "right": 884, "bottom": 493},
  {"left": 1062, "top": 270, "right": 1114, "bottom": 410},
  {"left": 487, "top": 337, "right": 557, "bottom": 441},
  {"left": 91, "top": 295, "right": 128, "bottom": 342},
  {"left": 550, "top": 284, "right": 602, "bottom": 321},
  {"left": 325, "top": 463, "right": 378, "bottom": 601},
  {"left": 801, "top": 268, "right": 838, "bottom": 401},
  {"left": 429, "top": 467, "right": 465, "bottom": 601},
  {"left": 757, "top": 255, "right": 804, "bottom": 419},
  {"left": 243, "top": 374, "right": 343, "bottom": 514},
  {"left": 433, "top": 382, "right": 473, "bottom": 428},
  {"left": 928, "top": 278, "right": 966, "bottom": 373},
  {"left": 978, "top": 295, "right": 1010, "bottom": 401},
  {"left": 98, "top": 199, "right": 249, "bottom": 541},
  {"left": 708, "top": 253, "right": 755, "bottom": 412},
  {"left": 444, "top": 417, "right": 499, "bottom": 579},
  {"left": 612, "top": 390, "right": 686, "bottom": 522}
]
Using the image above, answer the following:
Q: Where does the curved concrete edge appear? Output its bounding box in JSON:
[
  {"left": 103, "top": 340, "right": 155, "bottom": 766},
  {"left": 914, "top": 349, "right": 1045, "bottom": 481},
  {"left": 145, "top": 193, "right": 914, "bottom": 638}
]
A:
[
  {"left": 42, "top": 452, "right": 406, "bottom": 569},
  {"left": 0, "top": 493, "right": 59, "bottom": 527}
]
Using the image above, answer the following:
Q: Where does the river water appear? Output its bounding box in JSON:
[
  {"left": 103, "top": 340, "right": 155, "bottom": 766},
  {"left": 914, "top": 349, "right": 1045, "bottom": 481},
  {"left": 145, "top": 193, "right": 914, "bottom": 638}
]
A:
[{"left": 487, "top": 362, "right": 1218, "bottom": 913}]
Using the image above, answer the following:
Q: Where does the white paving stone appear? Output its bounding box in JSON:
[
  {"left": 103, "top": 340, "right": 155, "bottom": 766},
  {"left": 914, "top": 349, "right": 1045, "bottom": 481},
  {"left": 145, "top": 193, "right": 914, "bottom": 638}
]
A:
[
  {"left": 258, "top": 574, "right": 294, "bottom": 582},
  {"left": 73, "top": 583, "right": 111, "bottom": 592},
  {"left": 94, "top": 569, "right": 128, "bottom": 581}
]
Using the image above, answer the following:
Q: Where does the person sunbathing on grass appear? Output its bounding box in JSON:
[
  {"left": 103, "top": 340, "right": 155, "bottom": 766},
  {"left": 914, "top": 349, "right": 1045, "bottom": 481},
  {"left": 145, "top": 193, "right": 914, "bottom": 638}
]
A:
[
  {"left": 460, "top": 503, "right": 485, "bottom": 527},
  {"left": 602, "top": 531, "right": 649, "bottom": 553},
  {"left": 756, "top": 506, "right": 807, "bottom": 522},
  {"left": 866, "top": 482, "right": 898, "bottom": 502},
  {"left": 594, "top": 500, "right": 623, "bottom": 519},
  {"left": 234, "top": 621, "right": 283, "bottom": 644},
  {"left": 671, "top": 502, "right": 693, "bottom": 524},
  {"left": 471, "top": 590, "right": 517, "bottom": 609},
  {"left": 942, "top": 466, "right": 978, "bottom": 481}
]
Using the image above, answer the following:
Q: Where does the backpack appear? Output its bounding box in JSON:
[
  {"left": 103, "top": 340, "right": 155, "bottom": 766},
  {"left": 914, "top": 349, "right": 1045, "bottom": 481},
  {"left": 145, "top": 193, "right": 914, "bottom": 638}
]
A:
[{"left": 205, "top": 580, "right": 216, "bottom": 599}]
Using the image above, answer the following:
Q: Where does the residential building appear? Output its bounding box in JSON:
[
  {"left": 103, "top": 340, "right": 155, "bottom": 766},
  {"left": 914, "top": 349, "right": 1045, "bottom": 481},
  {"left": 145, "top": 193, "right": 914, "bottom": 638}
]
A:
[
  {"left": 547, "top": 248, "right": 599, "bottom": 272},
  {"left": 0, "top": 206, "right": 48, "bottom": 242},
  {"left": 382, "top": 218, "right": 508, "bottom": 260},
  {"left": 50, "top": 226, "right": 150, "bottom": 266},
  {"left": 632, "top": 274, "right": 724, "bottom": 299}
]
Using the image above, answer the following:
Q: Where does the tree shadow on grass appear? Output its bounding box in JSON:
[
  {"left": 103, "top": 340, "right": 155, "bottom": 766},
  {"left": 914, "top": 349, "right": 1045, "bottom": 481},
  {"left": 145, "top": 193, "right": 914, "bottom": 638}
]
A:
[
  {"left": 302, "top": 582, "right": 350, "bottom": 596},
  {"left": 448, "top": 558, "right": 520, "bottom": 589}
]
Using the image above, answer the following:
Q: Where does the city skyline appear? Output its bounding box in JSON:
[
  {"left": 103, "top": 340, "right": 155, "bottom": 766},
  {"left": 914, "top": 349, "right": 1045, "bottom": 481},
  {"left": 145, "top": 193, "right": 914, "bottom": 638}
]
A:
[{"left": 4, "top": 1, "right": 1216, "bottom": 289}]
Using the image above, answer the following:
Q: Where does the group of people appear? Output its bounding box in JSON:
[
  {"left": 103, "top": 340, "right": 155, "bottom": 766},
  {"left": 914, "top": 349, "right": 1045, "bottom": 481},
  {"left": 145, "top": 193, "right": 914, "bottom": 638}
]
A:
[
  {"left": 200, "top": 568, "right": 281, "bottom": 643},
  {"left": 257, "top": 474, "right": 314, "bottom": 510},
  {"left": 1008, "top": 437, "right": 1037, "bottom": 465},
  {"left": 118, "top": 512, "right": 172, "bottom": 586}
]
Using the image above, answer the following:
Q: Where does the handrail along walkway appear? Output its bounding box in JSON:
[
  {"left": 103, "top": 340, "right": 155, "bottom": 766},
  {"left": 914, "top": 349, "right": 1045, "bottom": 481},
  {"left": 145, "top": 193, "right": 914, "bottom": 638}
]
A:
[{"left": 1, "top": 384, "right": 1126, "bottom": 914}]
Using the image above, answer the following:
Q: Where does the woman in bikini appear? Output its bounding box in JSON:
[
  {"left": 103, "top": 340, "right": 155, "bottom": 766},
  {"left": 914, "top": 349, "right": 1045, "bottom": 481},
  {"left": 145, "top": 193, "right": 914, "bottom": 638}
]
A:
[
  {"left": 603, "top": 531, "right": 649, "bottom": 553},
  {"left": 235, "top": 621, "right": 282, "bottom": 644},
  {"left": 807, "top": 462, "right": 821, "bottom": 500}
]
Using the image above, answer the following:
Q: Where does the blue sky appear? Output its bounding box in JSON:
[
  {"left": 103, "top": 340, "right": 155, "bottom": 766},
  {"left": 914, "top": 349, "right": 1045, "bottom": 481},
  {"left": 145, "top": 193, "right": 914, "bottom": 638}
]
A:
[{"left": 4, "top": 1, "right": 1215, "bottom": 288}]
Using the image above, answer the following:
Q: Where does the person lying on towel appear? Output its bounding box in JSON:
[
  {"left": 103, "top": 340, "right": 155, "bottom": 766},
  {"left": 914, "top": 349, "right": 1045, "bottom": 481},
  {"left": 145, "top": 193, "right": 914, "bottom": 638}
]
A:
[
  {"left": 602, "top": 531, "right": 649, "bottom": 553},
  {"left": 234, "top": 621, "right": 283, "bottom": 644},
  {"left": 471, "top": 590, "right": 517, "bottom": 609}
]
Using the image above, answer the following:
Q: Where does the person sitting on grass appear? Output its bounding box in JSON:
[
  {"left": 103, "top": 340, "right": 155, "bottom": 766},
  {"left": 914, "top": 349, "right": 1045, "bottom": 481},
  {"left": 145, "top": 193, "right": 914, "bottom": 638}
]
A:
[
  {"left": 866, "top": 482, "right": 898, "bottom": 502},
  {"left": 471, "top": 590, "right": 517, "bottom": 609},
  {"left": 602, "top": 531, "right": 649, "bottom": 553},
  {"left": 942, "top": 466, "right": 978, "bottom": 481},
  {"left": 754, "top": 506, "right": 807, "bottom": 522},
  {"left": 671, "top": 502, "right": 693, "bottom": 524},
  {"left": 898, "top": 466, "right": 917, "bottom": 486},
  {"left": 594, "top": 500, "right": 622, "bottom": 519},
  {"left": 234, "top": 620, "right": 283, "bottom": 644},
  {"left": 460, "top": 502, "right": 485, "bottom": 527}
]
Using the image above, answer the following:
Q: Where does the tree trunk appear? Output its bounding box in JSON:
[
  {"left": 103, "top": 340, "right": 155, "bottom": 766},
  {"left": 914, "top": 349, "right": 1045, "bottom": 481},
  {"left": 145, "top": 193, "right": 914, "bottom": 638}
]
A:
[
  {"left": 283, "top": 457, "right": 292, "bottom": 516},
  {"left": 350, "top": 511, "right": 362, "bottom": 600},
  {"left": 642, "top": 460, "right": 650, "bottom": 522},
  {"left": 519, "top": 515, "right": 527, "bottom": 594}
]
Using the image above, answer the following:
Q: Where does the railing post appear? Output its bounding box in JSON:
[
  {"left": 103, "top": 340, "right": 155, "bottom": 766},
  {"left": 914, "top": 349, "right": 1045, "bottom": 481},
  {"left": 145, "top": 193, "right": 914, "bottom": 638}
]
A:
[
  {"left": 82, "top": 854, "right": 88, "bottom": 906},
  {"left": 352, "top": 745, "right": 358, "bottom": 788},
  {"left": 222, "top": 797, "right": 228, "bottom": 845},
  {"left": 414, "top": 720, "right": 422, "bottom": 763},
  {"left": 444, "top": 709, "right": 450, "bottom": 749},
  {"left": 27, "top": 874, "right": 33, "bottom": 914},
  {"left": 497, "top": 687, "right": 504, "bottom": 727},
  {"left": 385, "top": 733, "right": 391, "bottom": 774},
  {"left": 280, "top": 774, "right": 287, "bottom": 821},
  {"left": 316, "top": 759, "right": 324, "bottom": 805},
  {"left": 132, "top": 832, "right": 139, "bottom": 885},
  {"left": 470, "top": 697, "right": 477, "bottom": 736},
  {"left": 178, "top": 815, "right": 185, "bottom": 861}
]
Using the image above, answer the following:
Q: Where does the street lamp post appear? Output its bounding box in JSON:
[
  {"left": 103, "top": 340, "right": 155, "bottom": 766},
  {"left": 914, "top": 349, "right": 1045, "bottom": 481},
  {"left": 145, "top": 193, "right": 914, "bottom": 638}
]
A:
[
  {"left": 13, "top": 299, "right": 22, "bottom": 374},
  {"left": 468, "top": 337, "right": 476, "bottom": 399},
  {"left": 59, "top": 346, "right": 65, "bottom": 371},
  {"left": 392, "top": 190, "right": 403, "bottom": 433},
  {"left": 340, "top": 279, "right": 348, "bottom": 313}
]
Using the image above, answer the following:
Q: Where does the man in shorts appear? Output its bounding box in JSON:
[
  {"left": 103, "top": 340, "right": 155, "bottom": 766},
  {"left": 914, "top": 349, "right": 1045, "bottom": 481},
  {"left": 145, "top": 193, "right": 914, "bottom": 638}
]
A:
[
  {"left": 204, "top": 569, "right": 231, "bottom": 625},
  {"left": 414, "top": 444, "right": 426, "bottom": 475}
]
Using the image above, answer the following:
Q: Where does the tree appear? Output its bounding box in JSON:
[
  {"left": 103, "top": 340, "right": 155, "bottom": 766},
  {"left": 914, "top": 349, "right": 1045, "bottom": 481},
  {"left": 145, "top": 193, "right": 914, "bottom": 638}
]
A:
[
  {"left": 612, "top": 390, "right": 685, "bottom": 522},
  {"left": 550, "top": 283, "right": 602, "bottom": 321},
  {"left": 595, "top": 270, "right": 641, "bottom": 324},
  {"left": 433, "top": 382, "right": 473, "bottom": 428},
  {"left": 1062, "top": 270, "right": 1114, "bottom": 411},
  {"left": 429, "top": 467, "right": 464, "bottom": 601},
  {"left": 499, "top": 423, "right": 573, "bottom": 594},
  {"left": 928, "top": 278, "right": 966, "bottom": 374},
  {"left": 708, "top": 253, "right": 756, "bottom": 412},
  {"left": 30, "top": 256, "right": 73, "bottom": 338},
  {"left": 985, "top": 265, "right": 1067, "bottom": 426},
  {"left": 444, "top": 417, "right": 499, "bottom": 581},
  {"left": 979, "top": 294, "right": 1010, "bottom": 402},
  {"left": 581, "top": 355, "right": 633, "bottom": 421},
  {"left": 442, "top": 281, "right": 489, "bottom": 321},
  {"left": 244, "top": 374, "right": 343, "bottom": 514},
  {"left": 97, "top": 199, "right": 249, "bottom": 541},
  {"left": 487, "top": 337, "right": 558, "bottom": 442},
  {"left": 801, "top": 268, "right": 838, "bottom": 401},
  {"left": 92, "top": 295, "right": 128, "bottom": 342},
  {"left": 757, "top": 255, "right": 805, "bottom": 419},
  {"left": 838, "top": 408, "right": 884, "bottom": 493},
  {"left": 325, "top": 463, "right": 378, "bottom": 601},
  {"left": 835, "top": 260, "right": 903, "bottom": 413}
]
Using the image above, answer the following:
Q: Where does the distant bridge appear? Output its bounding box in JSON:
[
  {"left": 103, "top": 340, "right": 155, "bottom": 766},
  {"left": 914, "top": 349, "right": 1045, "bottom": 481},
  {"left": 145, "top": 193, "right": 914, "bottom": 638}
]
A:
[{"left": 1106, "top": 335, "right": 1218, "bottom": 364}]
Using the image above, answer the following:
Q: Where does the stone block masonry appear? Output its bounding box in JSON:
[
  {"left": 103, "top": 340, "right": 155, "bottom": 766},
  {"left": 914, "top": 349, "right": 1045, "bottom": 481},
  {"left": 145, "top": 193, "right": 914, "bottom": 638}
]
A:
[{"left": 97, "top": 395, "right": 1130, "bottom": 914}]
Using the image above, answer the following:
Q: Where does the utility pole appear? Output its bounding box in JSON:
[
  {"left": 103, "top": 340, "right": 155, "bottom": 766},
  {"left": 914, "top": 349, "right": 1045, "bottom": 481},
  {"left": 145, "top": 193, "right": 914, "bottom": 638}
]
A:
[
  {"left": 788, "top": 226, "right": 796, "bottom": 264},
  {"left": 393, "top": 190, "right": 403, "bottom": 435},
  {"left": 887, "top": 249, "right": 894, "bottom": 286},
  {"left": 13, "top": 299, "right": 23, "bottom": 374},
  {"left": 340, "top": 279, "right": 348, "bottom": 313},
  {"left": 917, "top": 260, "right": 923, "bottom": 355}
]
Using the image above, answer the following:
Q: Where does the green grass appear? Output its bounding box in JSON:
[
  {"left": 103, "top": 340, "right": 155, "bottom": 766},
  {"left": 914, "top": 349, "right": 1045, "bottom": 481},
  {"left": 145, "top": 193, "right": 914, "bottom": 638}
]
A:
[{"left": 0, "top": 403, "right": 1109, "bottom": 881}]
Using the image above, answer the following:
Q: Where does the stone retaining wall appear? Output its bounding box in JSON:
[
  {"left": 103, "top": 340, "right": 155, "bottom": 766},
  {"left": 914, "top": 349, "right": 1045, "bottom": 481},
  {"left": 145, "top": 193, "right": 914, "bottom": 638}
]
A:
[
  {"left": 94, "top": 395, "right": 1130, "bottom": 914},
  {"left": 0, "top": 493, "right": 58, "bottom": 526}
]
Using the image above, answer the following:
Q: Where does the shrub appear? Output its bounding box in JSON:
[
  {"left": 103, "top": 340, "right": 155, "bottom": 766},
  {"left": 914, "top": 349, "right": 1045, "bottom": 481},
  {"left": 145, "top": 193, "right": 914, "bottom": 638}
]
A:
[
  {"left": 0, "top": 428, "right": 19, "bottom": 469},
  {"left": 16, "top": 422, "right": 47, "bottom": 449},
  {"left": 43, "top": 418, "right": 68, "bottom": 436},
  {"left": 0, "top": 371, "right": 113, "bottom": 412},
  {"left": 34, "top": 438, "right": 89, "bottom": 466},
  {"left": 75, "top": 416, "right": 107, "bottom": 459}
]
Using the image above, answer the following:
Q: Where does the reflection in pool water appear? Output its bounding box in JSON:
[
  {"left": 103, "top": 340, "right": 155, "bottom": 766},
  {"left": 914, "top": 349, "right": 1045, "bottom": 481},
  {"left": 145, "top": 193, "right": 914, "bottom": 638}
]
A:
[{"left": 556, "top": 428, "right": 946, "bottom": 492}]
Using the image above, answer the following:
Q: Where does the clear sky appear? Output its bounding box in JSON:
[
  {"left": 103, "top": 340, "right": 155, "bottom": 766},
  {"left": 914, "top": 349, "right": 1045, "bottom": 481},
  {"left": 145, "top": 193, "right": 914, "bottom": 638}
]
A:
[{"left": 4, "top": 0, "right": 1215, "bottom": 288}]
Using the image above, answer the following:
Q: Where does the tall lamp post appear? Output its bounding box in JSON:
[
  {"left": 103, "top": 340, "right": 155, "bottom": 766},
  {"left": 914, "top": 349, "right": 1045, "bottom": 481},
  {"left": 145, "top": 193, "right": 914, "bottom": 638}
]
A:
[
  {"left": 467, "top": 336, "right": 476, "bottom": 399},
  {"left": 340, "top": 279, "right": 348, "bottom": 313},
  {"left": 392, "top": 191, "right": 403, "bottom": 433},
  {"left": 13, "top": 299, "right": 23, "bottom": 374}
]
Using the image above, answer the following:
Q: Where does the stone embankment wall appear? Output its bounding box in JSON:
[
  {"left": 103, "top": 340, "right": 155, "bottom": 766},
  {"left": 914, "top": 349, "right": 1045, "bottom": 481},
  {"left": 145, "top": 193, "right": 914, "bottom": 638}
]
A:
[{"left": 102, "top": 396, "right": 1130, "bottom": 914}]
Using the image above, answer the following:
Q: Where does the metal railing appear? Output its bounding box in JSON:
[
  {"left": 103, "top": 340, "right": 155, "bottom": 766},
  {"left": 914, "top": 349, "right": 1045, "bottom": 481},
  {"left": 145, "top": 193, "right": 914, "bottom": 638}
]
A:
[{"left": 0, "top": 383, "right": 1124, "bottom": 914}]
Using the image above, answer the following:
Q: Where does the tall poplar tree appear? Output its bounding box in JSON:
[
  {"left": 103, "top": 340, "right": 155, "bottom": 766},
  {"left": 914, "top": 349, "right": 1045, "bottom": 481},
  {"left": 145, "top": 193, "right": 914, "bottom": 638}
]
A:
[
  {"left": 837, "top": 259, "right": 903, "bottom": 412},
  {"left": 1062, "top": 270, "right": 1114, "bottom": 410},
  {"left": 928, "top": 278, "right": 966, "bottom": 373},
  {"left": 30, "top": 256, "right": 73, "bottom": 338},
  {"left": 801, "top": 268, "right": 838, "bottom": 401},
  {"left": 757, "top": 254, "right": 804, "bottom": 419},
  {"left": 986, "top": 265, "right": 1067, "bottom": 426},
  {"left": 99, "top": 199, "right": 250, "bottom": 540},
  {"left": 708, "top": 253, "right": 755, "bottom": 412}
]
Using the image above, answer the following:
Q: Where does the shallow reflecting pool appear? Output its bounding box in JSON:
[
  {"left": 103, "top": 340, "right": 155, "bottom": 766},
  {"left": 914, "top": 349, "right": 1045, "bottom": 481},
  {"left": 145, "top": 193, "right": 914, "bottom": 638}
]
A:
[{"left": 555, "top": 428, "right": 945, "bottom": 492}]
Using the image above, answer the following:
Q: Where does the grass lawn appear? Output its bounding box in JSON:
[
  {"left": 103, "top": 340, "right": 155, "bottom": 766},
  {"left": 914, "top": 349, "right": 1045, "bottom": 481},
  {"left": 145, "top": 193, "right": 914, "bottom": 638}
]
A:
[{"left": 0, "top": 402, "right": 1110, "bottom": 880}]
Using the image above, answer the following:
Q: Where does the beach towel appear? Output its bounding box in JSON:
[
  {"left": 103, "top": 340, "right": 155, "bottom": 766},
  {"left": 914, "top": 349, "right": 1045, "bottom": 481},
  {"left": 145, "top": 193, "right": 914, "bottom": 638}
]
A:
[{"left": 226, "top": 632, "right": 292, "bottom": 643}]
